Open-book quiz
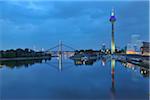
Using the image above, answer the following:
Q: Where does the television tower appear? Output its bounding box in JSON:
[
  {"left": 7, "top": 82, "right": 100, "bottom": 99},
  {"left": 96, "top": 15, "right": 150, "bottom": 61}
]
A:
[{"left": 109, "top": 9, "right": 116, "bottom": 54}]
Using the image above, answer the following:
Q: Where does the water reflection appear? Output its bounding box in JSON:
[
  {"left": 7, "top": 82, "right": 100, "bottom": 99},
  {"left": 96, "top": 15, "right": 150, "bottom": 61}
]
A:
[
  {"left": 58, "top": 54, "right": 62, "bottom": 71},
  {"left": 0, "top": 56, "right": 149, "bottom": 100},
  {"left": 120, "top": 61, "right": 149, "bottom": 77},
  {"left": 0, "top": 57, "right": 149, "bottom": 78},
  {"left": 73, "top": 58, "right": 97, "bottom": 66},
  {"left": 101, "top": 57, "right": 106, "bottom": 66},
  {"left": 0, "top": 58, "right": 51, "bottom": 69},
  {"left": 111, "top": 59, "right": 115, "bottom": 100},
  {"left": 140, "top": 67, "right": 149, "bottom": 77}
]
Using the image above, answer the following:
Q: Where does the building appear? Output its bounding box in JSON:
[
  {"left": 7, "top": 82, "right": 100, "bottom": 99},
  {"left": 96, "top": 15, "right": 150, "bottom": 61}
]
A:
[
  {"left": 126, "top": 34, "right": 143, "bottom": 54},
  {"left": 141, "top": 42, "right": 150, "bottom": 56},
  {"left": 131, "top": 34, "right": 142, "bottom": 52},
  {"left": 126, "top": 43, "right": 136, "bottom": 54},
  {"left": 102, "top": 43, "right": 106, "bottom": 52}
]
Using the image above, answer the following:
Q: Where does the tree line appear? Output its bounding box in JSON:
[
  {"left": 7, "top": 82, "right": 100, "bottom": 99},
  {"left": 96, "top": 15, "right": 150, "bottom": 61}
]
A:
[
  {"left": 0, "top": 48, "right": 51, "bottom": 58},
  {"left": 74, "top": 48, "right": 126, "bottom": 55}
]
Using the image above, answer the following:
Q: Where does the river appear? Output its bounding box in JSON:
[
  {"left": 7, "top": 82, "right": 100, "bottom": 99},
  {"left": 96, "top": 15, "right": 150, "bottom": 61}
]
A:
[{"left": 0, "top": 56, "right": 149, "bottom": 100}]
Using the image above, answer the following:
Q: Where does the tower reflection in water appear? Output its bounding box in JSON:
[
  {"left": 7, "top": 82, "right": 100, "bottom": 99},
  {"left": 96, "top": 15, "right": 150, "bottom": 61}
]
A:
[{"left": 111, "top": 59, "right": 115, "bottom": 100}]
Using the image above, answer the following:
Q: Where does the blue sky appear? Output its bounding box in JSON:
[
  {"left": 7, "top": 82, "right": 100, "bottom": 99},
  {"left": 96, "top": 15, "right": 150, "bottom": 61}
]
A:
[{"left": 0, "top": 0, "right": 149, "bottom": 50}]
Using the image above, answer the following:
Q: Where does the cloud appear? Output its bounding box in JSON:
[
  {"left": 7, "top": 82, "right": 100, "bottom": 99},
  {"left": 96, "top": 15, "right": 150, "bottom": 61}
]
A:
[{"left": 0, "top": 1, "right": 149, "bottom": 50}]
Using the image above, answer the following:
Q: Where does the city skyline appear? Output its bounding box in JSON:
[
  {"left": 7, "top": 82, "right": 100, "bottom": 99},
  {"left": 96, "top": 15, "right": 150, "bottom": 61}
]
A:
[{"left": 0, "top": 0, "right": 149, "bottom": 50}]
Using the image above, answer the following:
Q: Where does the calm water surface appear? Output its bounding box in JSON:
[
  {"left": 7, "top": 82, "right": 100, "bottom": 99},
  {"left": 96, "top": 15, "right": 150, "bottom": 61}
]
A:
[{"left": 0, "top": 57, "right": 149, "bottom": 100}]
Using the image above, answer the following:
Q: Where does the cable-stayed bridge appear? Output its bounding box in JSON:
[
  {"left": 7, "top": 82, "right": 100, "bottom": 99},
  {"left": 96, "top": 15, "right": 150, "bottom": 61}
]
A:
[
  {"left": 44, "top": 41, "right": 76, "bottom": 71},
  {"left": 45, "top": 41, "right": 76, "bottom": 57}
]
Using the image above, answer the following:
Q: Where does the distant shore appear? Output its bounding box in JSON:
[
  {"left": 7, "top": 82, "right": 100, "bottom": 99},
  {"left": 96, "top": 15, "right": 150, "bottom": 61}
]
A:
[{"left": 0, "top": 56, "right": 51, "bottom": 61}]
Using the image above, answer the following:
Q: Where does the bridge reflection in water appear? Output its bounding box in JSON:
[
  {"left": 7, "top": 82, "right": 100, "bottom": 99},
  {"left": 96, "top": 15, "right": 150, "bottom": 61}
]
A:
[
  {"left": 0, "top": 55, "right": 149, "bottom": 100},
  {"left": 0, "top": 56, "right": 149, "bottom": 78}
]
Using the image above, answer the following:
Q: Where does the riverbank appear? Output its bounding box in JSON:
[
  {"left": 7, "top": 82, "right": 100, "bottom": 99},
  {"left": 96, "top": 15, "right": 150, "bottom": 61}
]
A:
[
  {"left": 0, "top": 56, "right": 51, "bottom": 61},
  {"left": 114, "top": 54, "right": 149, "bottom": 68}
]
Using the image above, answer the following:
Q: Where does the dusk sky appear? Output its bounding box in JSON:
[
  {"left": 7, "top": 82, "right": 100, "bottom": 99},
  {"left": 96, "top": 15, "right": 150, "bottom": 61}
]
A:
[{"left": 0, "top": 0, "right": 149, "bottom": 50}]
